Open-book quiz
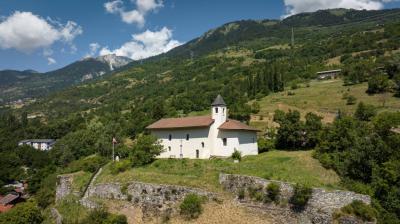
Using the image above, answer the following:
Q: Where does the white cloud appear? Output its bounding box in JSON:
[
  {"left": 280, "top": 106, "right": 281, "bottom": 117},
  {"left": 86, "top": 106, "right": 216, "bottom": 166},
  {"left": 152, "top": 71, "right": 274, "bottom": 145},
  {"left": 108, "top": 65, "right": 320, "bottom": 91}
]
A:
[
  {"left": 104, "top": 0, "right": 163, "bottom": 27},
  {"left": 0, "top": 11, "right": 82, "bottom": 53},
  {"left": 85, "top": 42, "right": 101, "bottom": 57},
  {"left": 283, "top": 0, "right": 396, "bottom": 17},
  {"left": 99, "top": 27, "right": 182, "bottom": 60},
  {"left": 47, "top": 57, "right": 56, "bottom": 65},
  {"left": 43, "top": 48, "right": 53, "bottom": 56}
]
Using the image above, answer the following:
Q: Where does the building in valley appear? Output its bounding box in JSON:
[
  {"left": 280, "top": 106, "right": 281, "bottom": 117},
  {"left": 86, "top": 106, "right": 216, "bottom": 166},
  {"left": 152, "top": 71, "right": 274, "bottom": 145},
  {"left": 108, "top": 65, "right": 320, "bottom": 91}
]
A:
[
  {"left": 146, "top": 95, "right": 259, "bottom": 159},
  {"left": 18, "top": 139, "right": 56, "bottom": 150}
]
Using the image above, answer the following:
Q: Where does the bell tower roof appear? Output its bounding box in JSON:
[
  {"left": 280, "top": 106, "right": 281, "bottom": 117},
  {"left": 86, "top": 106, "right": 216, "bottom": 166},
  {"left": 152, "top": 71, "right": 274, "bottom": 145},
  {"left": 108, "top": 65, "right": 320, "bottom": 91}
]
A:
[{"left": 211, "top": 95, "right": 226, "bottom": 107}]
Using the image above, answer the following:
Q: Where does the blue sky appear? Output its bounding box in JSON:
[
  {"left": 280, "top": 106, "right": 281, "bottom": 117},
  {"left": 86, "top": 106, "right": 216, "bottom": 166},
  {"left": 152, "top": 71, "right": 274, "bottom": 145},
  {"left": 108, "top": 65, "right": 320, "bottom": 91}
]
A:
[{"left": 0, "top": 0, "right": 399, "bottom": 72}]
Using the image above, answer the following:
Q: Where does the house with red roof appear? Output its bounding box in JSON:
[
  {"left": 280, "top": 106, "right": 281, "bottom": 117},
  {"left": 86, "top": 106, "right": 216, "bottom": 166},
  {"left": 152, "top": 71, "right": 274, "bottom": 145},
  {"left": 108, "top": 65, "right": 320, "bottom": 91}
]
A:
[{"left": 147, "top": 95, "right": 259, "bottom": 159}]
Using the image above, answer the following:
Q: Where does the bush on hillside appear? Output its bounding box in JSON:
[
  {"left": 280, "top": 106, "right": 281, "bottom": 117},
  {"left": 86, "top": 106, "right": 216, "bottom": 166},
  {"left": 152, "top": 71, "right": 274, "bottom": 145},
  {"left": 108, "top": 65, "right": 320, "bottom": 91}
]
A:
[
  {"left": 290, "top": 184, "right": 312, "bottom": 209},
  {"left": 367, "top": 73, "right": 389, "bottom": 94},
  {"left": 130, "top": 135, "right": 163, "bottom": 167},
  {"left": 81, "top": 208, "right": 128, "bottom": 224},
  {"left": 265, "top": 182, "right": 280, "bottom": 203},
  {"left": 336, "top": 200, "right": 377, "bottom": 222},
  {"left": 231, "top": 149, "right": 242, "bottom": 161},
  {"left": 354, "top": 102, "right": 376, "bottom": 121},
  {"left": 180, "top": 194, "right": 204, "bottom": 219},
  {"left": 346, "top": 95, "right": 357, "bottom": 105},
  {"left": 0, "top": 201, "right": 43, "bottom": 224},
  {"left": 110, "top": 159, "right": 131, "bottom": 175},
  {"left": 257, "top": 137, "right": 274, "bottom": 153}
]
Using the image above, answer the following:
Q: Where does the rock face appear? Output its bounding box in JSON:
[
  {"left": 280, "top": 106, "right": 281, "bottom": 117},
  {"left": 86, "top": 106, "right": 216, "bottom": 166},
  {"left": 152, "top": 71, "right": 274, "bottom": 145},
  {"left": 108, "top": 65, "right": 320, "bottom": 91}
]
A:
[
  {"left": 55, "top": 175, "right": 74, "bottom": 202},
  {"left": 219, "top": 173, "right": 373, "bottom": 224},
  {"left": 87, "top": 181, "right": 218, "bottom": 216}
]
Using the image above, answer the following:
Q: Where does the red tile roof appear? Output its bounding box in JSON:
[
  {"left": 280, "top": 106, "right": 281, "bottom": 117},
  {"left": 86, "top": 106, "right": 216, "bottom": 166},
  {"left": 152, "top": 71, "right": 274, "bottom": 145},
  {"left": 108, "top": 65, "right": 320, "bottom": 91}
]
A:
[
  {"left": 0, "top": 193, "right": 19, "bottom": 205},
  {"left": 218, "top": 119, "right": 260, "bottom": 132},
  {"left": 147, "top": 116, "right": 214, "bottom": 129}
]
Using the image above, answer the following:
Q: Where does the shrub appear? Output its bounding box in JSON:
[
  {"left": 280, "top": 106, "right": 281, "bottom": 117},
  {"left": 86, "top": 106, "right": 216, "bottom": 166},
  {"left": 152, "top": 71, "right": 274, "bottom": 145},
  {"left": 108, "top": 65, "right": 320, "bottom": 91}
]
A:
[
  {"left": 290, "top": 184, "right": 312, "bottom": 209},
  {"left": 265, "top": 182, "right": 280, "bottom": 203},
  {"left": 339, "top": 200, "right": 377, "bottom": 222},
  {"left": 110, "top": 159, "right": 131, "bottom": 175},
  {"left": 346, "top": 95, "right": 357, "bottom": 105},
  {"left": 354, "top": 102, "right": 376, "bottom": 121},
  {"left": 130, "top": 135, "right": 163, "bottom": 167},
  {"left": 237, "top": 188, "right": 245, "bottom": 200},
  {"left": 0, "top": 201, "right": 43, "bottom": 224},
  {"left": 248, "top": 185, "right": 263, "bottom": 200},
  {"left": 180, "top": 194, "right": 203, "bottom": 219},
  {"left": 231, "top": 149, "right": 242, "bottom": 161},
  {"left": 257, "top": 137, "right": 274, "bottom": 153}
]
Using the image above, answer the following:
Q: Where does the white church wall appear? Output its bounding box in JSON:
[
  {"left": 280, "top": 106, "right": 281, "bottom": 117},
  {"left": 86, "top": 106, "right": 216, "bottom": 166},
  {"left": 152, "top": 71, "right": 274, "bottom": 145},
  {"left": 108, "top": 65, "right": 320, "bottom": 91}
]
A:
[
  {"left": 151, "top": 128, "right": 212, "bottom": 159},
  {"left": 237, "top": 131, "right": 258, "bottom": 156}
]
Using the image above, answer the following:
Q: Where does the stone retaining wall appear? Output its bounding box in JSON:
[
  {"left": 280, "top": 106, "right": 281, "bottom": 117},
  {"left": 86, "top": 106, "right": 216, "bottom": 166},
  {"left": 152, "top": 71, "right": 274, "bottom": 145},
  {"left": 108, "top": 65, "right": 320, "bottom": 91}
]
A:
[
  {"left": 219, "top": 173, "right": 373, "bottom": 224},
  {"left": 87, "top": 181, "right": 218, "bottom": 216}
]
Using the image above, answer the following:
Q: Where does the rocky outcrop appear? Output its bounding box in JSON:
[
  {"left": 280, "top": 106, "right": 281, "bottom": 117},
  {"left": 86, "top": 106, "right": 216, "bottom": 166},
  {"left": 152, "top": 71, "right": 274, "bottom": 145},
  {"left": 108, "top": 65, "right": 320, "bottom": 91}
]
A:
[
  {"left": 51, "top": 208, "right": 63, "bottom": 224},
  {"left": 56, "top": 174, "right": 74, "bottom": 202},
  {"left": 219, "top": 173, "right": 373, "bottom": 224}
]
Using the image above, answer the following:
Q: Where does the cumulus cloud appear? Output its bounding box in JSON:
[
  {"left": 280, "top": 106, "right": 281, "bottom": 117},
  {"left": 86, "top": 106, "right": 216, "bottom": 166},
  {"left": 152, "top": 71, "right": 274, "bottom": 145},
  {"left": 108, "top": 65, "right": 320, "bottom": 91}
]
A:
[
  {"left": 104, "top": 0, "right": 163, "bottom": 27},
  {"left": 283, "top": 0, "right": 396, "bottom": 17},
  {"left": 47, "top": 57, "right": 56, "bottom": 65},
  {"left": 0, "top": 11, "right": 82, "bottom": 53},
  {"left": 84, "top": 42, "right": 101, "bottom": 57},
  {"left": 99, "top": 27, "right": 182, "bottom": 60}
]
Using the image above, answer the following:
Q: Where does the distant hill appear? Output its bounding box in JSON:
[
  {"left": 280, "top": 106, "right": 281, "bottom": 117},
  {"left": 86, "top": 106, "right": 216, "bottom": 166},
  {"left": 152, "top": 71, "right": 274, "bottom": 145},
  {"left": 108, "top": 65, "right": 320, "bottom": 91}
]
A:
[
  {"left": 0, "top": 54, "right": 132, "bottom": 103},
  {"left": 17, "top": 8, "right": 400, "bottom": 125}
]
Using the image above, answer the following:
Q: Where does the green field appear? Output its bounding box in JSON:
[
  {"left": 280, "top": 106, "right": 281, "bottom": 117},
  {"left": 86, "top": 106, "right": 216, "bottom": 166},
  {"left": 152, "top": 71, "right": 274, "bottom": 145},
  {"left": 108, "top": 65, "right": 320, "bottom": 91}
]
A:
[
  {"left": 251, "top": 79, "right": 400, "bottom": 130},
  {"left": 95, "top": 150, "right": 340, "bottom": 192}
]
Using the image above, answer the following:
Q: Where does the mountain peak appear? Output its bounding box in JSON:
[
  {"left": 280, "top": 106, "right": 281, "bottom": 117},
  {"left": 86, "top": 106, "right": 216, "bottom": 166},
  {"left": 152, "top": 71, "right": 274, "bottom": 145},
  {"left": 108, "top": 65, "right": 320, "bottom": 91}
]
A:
[{"left": 95, "top": 54, "right": 133, "bottom": 71}]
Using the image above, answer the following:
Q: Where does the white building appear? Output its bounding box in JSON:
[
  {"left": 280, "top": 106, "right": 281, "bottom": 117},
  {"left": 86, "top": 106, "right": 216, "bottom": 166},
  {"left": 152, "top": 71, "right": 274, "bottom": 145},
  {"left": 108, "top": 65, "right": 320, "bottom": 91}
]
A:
[
  {"left": 147, "top": 95, "right": 259, "bottom": 159},
  {"left": 18, "top": 139, "right": 56, "bottom": 151}
]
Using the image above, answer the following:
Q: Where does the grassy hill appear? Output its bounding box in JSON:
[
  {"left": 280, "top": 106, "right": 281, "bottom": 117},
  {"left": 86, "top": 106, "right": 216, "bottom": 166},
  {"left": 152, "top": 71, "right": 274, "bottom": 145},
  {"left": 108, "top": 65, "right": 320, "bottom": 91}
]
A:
[
  {"left": 95, "top": 150, "right": 340, "bottom": 192},
  {"left": 250, "top": 79, "right": 400, "bottom": 130}
]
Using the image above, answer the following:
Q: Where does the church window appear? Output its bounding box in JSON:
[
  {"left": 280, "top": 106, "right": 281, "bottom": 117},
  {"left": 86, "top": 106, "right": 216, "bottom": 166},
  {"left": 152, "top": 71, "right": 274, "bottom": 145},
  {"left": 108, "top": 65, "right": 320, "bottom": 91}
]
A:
[
  {"left": 168, "top": 146, "right": 171, "bottom": 151},
  {"left": 169, "top": 134, "right": 172, "bottom": 141},
  {"left": 223, "top": 138, "right": 227, "bottom": 146},
  {"left": 215, "top": 107, "right": 218, "bottom": 113},
  {"left": 201, "top": 142, "right": 205, "bottom": 148},
  {"left": 196, "top": 150, "right": 199, "bottom": 158},
  {"left": 186, "top": 134, "right": 190, "bottom": 141},
  {"left": 223, "top": 108, "right": 225, "bottom": 115}
]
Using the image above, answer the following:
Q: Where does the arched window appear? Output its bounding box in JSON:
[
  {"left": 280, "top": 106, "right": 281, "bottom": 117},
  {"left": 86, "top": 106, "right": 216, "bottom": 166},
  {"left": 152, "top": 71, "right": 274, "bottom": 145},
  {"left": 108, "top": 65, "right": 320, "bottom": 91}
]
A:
[
  {"left": 223, "top": 138, "right": 227, "bottom": 146},
  {"left": 223, "top": 108, "right": 225, "bottom": 115},
  {"left": 201, "top": 142, "right": 204, "bottom": 148},
  {"left": 186, "top": 134, "right": 190, "bottom": 141},
  {"left": 215, "top": 107, "right": 218, "bottom": 113},
  {"left": 168, "top": 134, "right": 172, "bottom": 141}
]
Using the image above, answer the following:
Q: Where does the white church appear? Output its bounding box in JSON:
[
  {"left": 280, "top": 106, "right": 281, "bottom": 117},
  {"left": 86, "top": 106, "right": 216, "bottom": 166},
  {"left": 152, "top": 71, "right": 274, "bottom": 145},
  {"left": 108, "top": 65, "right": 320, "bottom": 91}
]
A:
[{"left": 146, "top": 95, "right": 259, "bottom": 159}]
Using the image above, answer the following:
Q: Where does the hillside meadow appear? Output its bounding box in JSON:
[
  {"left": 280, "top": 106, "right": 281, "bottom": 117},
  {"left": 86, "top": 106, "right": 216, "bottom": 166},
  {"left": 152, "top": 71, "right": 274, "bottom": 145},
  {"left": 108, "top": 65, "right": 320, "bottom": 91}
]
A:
[
  {"left": 250, "top": 79, "right": 400, "bottom": 130},
  {"left": 95, "top": 150, "right": 340, "bottom": 192}
]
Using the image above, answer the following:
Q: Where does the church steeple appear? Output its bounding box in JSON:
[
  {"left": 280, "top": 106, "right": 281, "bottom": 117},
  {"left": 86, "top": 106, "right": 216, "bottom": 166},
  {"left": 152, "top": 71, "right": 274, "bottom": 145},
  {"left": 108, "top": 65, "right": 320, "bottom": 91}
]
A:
[
  {"left": 211, "top": 94, "right": 226, "bottom": 107},
  {"left": 211, "top": 95, "right": 227, "bottom": 125}
]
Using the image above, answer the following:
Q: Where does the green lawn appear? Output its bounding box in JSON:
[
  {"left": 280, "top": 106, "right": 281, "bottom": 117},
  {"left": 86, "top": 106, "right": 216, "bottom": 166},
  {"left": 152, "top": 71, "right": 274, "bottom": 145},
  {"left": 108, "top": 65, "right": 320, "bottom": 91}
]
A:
[
  {"left": 251, "top": 79, "right": 400, "bottom": 130},
  {"left": 95, "top": 150, "right": 340, "bottom": 192},
  {"left": 70, "top": 171, "right": 92, "bottom": 193}
]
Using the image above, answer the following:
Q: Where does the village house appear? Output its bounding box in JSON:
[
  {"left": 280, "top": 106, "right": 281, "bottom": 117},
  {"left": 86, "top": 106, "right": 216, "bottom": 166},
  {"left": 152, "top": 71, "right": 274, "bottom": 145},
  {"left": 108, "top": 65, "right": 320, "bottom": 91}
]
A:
[
  {"left": 316, "top": 69, "right": 341, "bottom": 80},
  {"left": 18, "top": 139, "right": 56, "bottom": 150},
  {"left": 147, "top": 95, "right": 259, "bottom": 159}
]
